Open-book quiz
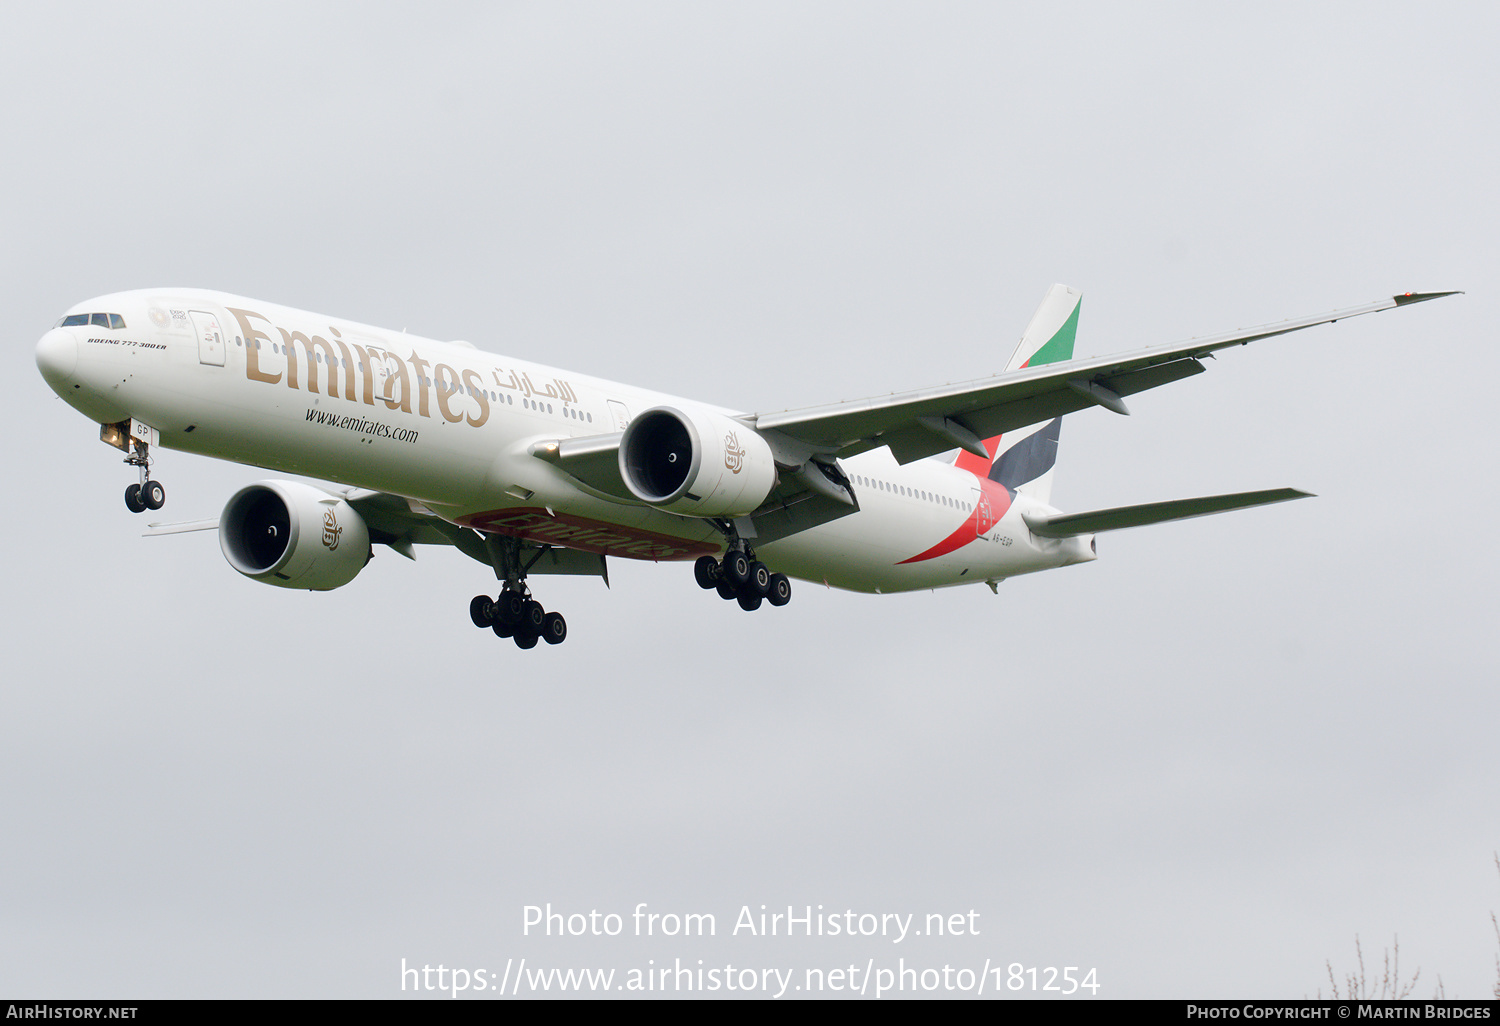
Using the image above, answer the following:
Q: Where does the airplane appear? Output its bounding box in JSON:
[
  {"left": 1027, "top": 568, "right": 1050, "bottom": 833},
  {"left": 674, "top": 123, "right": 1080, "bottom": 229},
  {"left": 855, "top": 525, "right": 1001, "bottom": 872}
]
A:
[{"left": 33, "top": 284, "right": 1457, "bottom": 649}]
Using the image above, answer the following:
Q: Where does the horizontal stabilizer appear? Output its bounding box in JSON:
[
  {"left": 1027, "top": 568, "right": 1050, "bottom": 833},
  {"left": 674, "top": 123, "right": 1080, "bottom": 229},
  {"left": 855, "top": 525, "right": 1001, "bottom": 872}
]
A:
[{"left": 1023, "top": 487, "right": 1312, "bottom": 538}]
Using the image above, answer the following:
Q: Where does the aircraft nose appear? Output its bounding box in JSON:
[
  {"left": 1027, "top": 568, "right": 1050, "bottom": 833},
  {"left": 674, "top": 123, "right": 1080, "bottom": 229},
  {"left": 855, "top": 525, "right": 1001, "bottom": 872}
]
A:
[{"left": 35, "top": 328, "right": 78, "bottom": 389}]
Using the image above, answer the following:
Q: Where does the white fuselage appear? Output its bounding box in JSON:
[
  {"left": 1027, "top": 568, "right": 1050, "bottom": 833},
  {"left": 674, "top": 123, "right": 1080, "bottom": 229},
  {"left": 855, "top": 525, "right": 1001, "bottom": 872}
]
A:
[{"left": 35, "top": 289, "right": 1095, "bottom": 593}]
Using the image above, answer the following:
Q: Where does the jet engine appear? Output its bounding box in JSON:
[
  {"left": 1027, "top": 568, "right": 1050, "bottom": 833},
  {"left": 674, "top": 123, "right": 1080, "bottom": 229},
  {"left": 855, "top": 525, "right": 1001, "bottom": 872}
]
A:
[
  {"left": 619, "top": 406, "right": 777, "bottom": 517},
  {"left": 219, "top": 480, "right": 371, "bottom": 590}
]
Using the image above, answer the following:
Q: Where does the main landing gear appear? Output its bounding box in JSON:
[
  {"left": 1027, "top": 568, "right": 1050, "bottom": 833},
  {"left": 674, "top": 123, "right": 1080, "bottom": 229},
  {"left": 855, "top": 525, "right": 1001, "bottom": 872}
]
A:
[
  {"left": 122, "top": 438, "right": 165, "bottom": 513},
  {"left": 469, "top": 588, "right": 568, "bottom": 649},
  {"left": 694, "top": 550, "right": 791, "bottom": 612},
  {"left": 468, "top": 535, "right": 568, "bottom": 650}
]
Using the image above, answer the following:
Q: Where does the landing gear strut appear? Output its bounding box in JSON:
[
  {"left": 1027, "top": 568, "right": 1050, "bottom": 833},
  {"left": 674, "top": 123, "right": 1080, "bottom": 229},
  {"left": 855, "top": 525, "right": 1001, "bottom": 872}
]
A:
[
  {"left": 694, "top": 528, "right": 791, "bottom": 613},
  {"left": 121, "top": 436, "right": 165, "bottom": 513},
  {"left": 467, "top": 535, "right": 569, "bottom": 650}
]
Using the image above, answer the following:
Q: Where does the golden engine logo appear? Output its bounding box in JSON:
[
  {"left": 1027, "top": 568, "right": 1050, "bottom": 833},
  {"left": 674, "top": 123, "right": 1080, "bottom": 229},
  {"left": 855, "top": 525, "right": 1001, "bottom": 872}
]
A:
[
  {"left": 322, "top": 509, "right": 343, "bottom": 550},
  {"left": 724, "top": 431, "right": 746, "bottom": 474}
]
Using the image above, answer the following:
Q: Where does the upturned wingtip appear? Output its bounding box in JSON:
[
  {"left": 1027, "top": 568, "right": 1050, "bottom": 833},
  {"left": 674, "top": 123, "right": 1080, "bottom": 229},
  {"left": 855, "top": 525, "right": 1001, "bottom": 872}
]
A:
[{"left": 1392, "top": 290, "right": 1464, "bottom": 306}]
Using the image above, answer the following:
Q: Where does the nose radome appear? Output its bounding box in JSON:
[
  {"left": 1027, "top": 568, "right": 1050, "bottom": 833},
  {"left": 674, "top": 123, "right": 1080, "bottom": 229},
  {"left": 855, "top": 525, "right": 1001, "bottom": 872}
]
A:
[{"left": 35, "top": 328, "right": 78, "bottom": 388}]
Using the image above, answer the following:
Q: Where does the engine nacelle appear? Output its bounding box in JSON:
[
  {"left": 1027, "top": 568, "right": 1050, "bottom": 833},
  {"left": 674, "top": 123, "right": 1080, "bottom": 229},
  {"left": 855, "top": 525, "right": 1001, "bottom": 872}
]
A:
[
  {"left": 219, "top": 480, "right": 371, "bottom": 591},
  {"left": 619, "top": 406, "right": 777, "bottom": 517}
]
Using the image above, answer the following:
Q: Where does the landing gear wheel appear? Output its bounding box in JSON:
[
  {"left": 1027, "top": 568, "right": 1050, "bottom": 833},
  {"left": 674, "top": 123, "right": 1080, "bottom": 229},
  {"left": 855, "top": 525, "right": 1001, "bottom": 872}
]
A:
[
  {"left": 492, "top": 620, "right": 515, "bottom": 639},
  {"left": 737, "top": 590, "right": 763, "bottom": 612},
  {"left": 514, "top": 631, "right": 539, "bottom": 650},
  {"left": 715, "top": 578, "right": 738, "bottom": 601},
  {"left": 519, "top": 599, "right": 546, "bottom": 634},
  {"left": 541, "top": 611, "right": 568, "bottom": 645},
  {"left": 767, "top": 573, "right": 792, "bottom": 607},
  {"left": 141, "top": 480, "right": 165, "bottom": 510},
  {"left": 495, "top": 591, "right": 525, "bottom": 627},
  {"left": 722, "top": 550, "right": 750, "bottom": 587},
  {"left": 694, "top": 555, "right": 721, "bottom": 590},
  {"left": 124, "top": 483, "right": 145, "bottom": 513},
  {"left": 470, "top": 595, "right": 495, "bottom": 628},
  {"left": 747, "top": 560, "right": 771, "bottom": 597}
]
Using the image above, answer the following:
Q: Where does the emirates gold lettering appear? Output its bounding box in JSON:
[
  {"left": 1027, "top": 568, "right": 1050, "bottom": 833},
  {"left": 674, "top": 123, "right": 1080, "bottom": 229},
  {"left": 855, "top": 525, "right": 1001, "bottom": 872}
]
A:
[
  {"left": 434, "top": 363, "right": 463, "bottom": 424},
  {"left": 724, "top": 431, "right": 746, "bottom": 473},
  {"left": 229, "top": 308, "right": 281, "bottom": 385},
  {"left": 322, "top": 509, "right": 342, "bottom": 550},
  {"left": 231, "top": 312, "right": 509, "bottom": 432}
]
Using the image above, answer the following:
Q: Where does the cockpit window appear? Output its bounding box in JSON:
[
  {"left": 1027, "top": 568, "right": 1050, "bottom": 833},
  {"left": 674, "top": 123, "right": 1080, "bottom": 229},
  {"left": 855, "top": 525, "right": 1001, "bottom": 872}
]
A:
[{"left": 57, "top": 312, "right": 126, "bottom": 329}]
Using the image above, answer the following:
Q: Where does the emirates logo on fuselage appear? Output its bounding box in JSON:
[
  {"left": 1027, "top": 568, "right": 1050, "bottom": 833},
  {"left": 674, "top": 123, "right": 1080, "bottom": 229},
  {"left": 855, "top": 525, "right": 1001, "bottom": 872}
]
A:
[
  {"left": 322, "top": 509, "right": 343, "bottom": 550},
  {"left": 724, "top": 431, "right": 746, "bottom": 474}
]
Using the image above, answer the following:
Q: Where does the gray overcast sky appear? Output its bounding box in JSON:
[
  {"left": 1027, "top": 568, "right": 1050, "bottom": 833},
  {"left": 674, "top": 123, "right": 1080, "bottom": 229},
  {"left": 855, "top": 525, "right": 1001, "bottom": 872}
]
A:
[{"left": 4, "top": 0, "right": 1496, "bottom": 999}]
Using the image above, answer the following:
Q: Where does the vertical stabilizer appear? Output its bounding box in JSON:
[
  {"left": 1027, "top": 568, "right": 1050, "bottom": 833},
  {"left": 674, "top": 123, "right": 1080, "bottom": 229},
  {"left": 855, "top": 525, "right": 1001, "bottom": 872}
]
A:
[{"left": 954, "top": 284, "right": 1080, "bottom": 505}]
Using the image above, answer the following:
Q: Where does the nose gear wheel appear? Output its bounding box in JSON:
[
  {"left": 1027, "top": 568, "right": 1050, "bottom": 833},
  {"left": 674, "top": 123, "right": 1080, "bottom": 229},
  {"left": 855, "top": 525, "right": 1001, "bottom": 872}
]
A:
[{"left": 120, "top": 437, "right": 166, "bottom": 513}]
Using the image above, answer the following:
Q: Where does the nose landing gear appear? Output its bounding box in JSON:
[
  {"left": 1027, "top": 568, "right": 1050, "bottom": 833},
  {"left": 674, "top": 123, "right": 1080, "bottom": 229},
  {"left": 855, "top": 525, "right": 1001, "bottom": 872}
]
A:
[
  {"left": 112, "top": 423, "right": 165, "bottom": 513},
  {"left": 125, "top": 478, "right": 165, "bottom": 513}
]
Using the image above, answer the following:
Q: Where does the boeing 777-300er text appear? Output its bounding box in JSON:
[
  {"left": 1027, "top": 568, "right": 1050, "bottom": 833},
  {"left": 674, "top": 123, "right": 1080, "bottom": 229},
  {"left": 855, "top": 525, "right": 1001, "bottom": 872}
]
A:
[{"left": 34, "top": 285, "right": 1457, "bottom": 648}]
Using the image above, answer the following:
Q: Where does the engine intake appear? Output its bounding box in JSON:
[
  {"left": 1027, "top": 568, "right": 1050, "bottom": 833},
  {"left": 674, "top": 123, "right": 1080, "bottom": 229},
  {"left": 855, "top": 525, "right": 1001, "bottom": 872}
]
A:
[
  {"left": 220, "top": 480, "right": 371, "bottom": 590},
  {"left": 619, "top": 406, "right": 776, "bottom": 517}
]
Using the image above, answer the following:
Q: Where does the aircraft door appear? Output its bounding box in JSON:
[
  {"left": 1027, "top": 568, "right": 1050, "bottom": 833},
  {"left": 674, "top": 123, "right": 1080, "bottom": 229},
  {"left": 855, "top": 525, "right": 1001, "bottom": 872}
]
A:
[
  {"left": 607, "top": 400, "right": 631, "bottom": 431},
  {"left": 190, "top": 310, "right": 226, "bottom": 367}
]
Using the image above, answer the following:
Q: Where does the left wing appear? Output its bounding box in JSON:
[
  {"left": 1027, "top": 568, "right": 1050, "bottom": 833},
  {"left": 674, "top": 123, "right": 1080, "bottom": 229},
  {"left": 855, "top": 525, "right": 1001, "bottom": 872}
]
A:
[
  {"left": 753, "top": 291, "right": 1460, "bottom": 466},
  {"left": 346, "top": 489, "right": 608, "bottom": 578},
  {"left": 147, "top": 488, "right": 608, "bottom": 578}
]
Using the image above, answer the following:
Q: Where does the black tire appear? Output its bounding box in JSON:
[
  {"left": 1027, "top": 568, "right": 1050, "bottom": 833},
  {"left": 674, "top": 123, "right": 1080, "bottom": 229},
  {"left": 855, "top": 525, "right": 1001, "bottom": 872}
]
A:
[
  {"left": 694, "top": 555, "right": 720, "bottom": 589},
  {"left": 514, "top": 631, "right": 539, "bottom": 650},
  {"left": 519, "top": 599, "right": 546, "bottom": 633},
  {"left": 715, "top": 578, "right": 738, "bottom": 601},
  {"left": 492, "top": 620, "right": 515, "bottom": 639},
  {"left": 748, "top": 560, "right": 771, "bottom": 597},
  {"left": 470, "top": 595, "right": 495, "bottom": 628},
  {"left": 495, "top": 591, "right": 525, "bottom": 626},
  {"left": 737, "top": 590, "right": 763, "bottom": 612},
  {"left": 722, "top": 550, "right": 750, "bottom": 586},
  {"left": 541, "top": 611, "right": 567, "bottom": 645},
  {"left": 124, "top": 483, "right": 145, "bottom": 513},
  {"left": 141, "top": 480, "right": 165, "bottom": 510},
  {"left": 767, "top": 573, "right": 792, "bottom": 607}
]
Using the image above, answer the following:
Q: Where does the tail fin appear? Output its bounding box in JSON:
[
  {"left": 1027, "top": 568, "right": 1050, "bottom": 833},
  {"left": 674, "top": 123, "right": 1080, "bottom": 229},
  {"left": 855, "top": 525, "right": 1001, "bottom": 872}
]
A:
[{"left": 954, "top": 284, "right": 1080, "bottom": 504}]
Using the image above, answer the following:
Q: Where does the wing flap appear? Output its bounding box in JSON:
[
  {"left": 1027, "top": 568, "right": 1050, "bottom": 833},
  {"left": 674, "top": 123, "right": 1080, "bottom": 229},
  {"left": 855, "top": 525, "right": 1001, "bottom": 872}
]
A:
[{"left": 1023, "top": 487, "right": 1312, "bottom": 538}]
